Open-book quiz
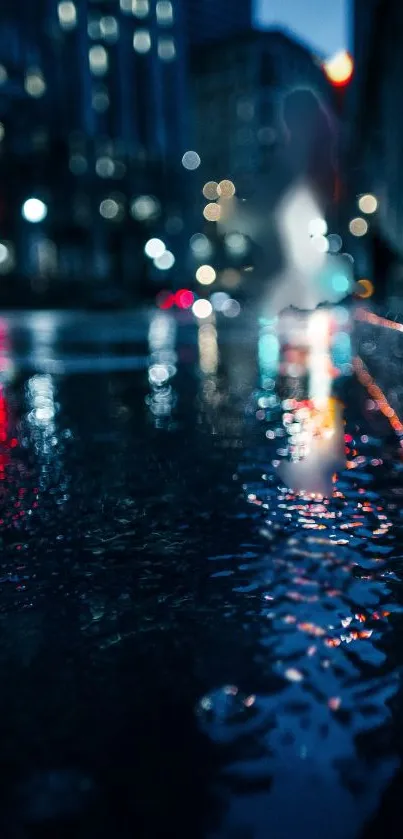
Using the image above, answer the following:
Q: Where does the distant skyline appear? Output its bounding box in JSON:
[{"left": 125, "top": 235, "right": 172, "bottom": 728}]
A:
[{"left": 254, "top": 0, "right": 349, "bottom": 58}]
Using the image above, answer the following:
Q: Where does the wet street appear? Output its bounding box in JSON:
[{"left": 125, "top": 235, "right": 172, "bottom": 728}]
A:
[{"left": 0, "top": 306, "right": 403, "bottom": 838}]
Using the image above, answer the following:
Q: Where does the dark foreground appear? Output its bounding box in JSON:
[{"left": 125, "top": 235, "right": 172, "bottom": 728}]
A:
[{"left": 0, "top": 308, "right": 402, "bottom": 838}]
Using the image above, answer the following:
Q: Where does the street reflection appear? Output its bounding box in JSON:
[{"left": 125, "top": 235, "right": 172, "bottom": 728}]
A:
[
  {"left": 257, "top": 308, "right": 348, "bottom": 496},
  {"left": 146, "top": 311, "right": 177, "bottom": 426}
]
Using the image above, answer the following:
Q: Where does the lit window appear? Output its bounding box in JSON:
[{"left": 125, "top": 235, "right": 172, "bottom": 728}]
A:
[
  {"left": 0, "top": 123, "right": 4, "bottom": 142},
  {"left": 120, "top": 0, "right": 132, "bottom": 11},
  {"left": 133, "top": 30, "right": 151, "bottom": 53},
  {"left": 25, "top": 69, "right": 46, "bottom": 98},
  {"left": 0, "top": 65, "right": 7, "bottom": 84},
  {"left": 156, "top": 1, "right": 173, "bottom": 24},
  {"left": 100, "top": 16, "right": 119, "bottom": 42},
  {"left": 58, "top": 1, "right": 77, "bottom": 29},
  {"left": 89, "top": 45, "right": 108, "bottom": 76},
  {"left": 92, "top": 89, "right": 110, "bottom": 112},
  {"left": 132, "top": 0, "right": 149, "bottom": 18},
  {"left": 158, "top": 37, "right": 175, "bottom": 61}
]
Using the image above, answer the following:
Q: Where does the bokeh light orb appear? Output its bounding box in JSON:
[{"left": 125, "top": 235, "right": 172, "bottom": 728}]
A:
[
  {"left": 131, "top": 195, "right": 160, "bottom": 221},
  {"left": 356, "top": 278, "right": 374, "bottom": 299},
  {"left": 182, "top": 150, "right": 201, "bottom": 170},
  {"left": 22, "top": 198, "right": 48, "bottom": 223},
  {"left": 203, "top": 203, "right": 221, "bottom": 222},
  {"left": 192, "top": 299, "right": 213, "bottom": 319},
  {"left": 154, "top": 250, "right": 175, "bottom": 270},
  {"left": 349, "top": 217, "right": 368, "bottom": 237},
  {"left": 332, "top": 273, "right": 350, "bottom": 294},
  {"left": 217, "top": 179, "right": 235, "bottom": 198},
  {"left": 358, "top": 193, "right": 378, "bottom": 214},
  {"left": 324, "top": 50, "right": 354, "bottom": 86},
  {"left": 196, "top": 264, "right": 216, "bottom": 285},
  {"left": 190, "top": 233, "right": 212, "bottom": 259},
  {"left": 99, "top": 198, "right": 120, "bottom": 219},
  {"left": 202, "top": 181, "right": 219, "bottom": 200},
  {"left": 145, "top": 238, "right": 165, "bottom": 259}
]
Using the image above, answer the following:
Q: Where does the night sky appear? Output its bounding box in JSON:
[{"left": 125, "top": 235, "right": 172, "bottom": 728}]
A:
[{"left": 254, "top": 0, "right": 349, "bottom": 57}]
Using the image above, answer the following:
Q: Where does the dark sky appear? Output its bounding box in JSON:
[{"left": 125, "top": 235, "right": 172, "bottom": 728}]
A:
[{"left": 254, "top": 0, "right": 348, "bottom": 57}]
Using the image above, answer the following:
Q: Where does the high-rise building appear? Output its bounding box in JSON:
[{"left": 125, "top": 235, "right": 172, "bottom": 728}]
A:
[
  {"left": 190, "top": 30, "right": 335, "bottom": 196},
  {"left": 350, "top": 0, "right": 403, "bottom": 296},
  {"left": 0, "top": 0, "right": 191, "bottom": 296}
]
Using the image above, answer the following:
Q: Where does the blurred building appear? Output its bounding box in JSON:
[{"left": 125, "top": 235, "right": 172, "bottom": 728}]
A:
[
  {"left": 0, "top": 0, "right": 190, "bottom": 302},
  {"left": 184, "top": 0, "right": 253, "bottom": 45},
  {"left": 348, "top": 0, "right": 403, "bottom": 303},
  {"left": 190, "top": 30, "right": 335, "bottom": 197}
]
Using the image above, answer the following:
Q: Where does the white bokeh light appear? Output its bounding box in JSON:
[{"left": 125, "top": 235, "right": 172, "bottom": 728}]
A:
[
  {"left": 22, "top": 198, "right": 48, "bottom": 223},
  {"left": 145, "top": 238, "right": 165, "bottom": 259},
  {"left": 192, "top": 299, "right": 213, "bottom": 319},
  {"left": 182, "top": 151, "right": 201, "bottom": 170}
]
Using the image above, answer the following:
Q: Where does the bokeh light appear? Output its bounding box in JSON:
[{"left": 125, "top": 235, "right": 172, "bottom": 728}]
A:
[
  {"left": 349, "top": 217, "right": 368, "bottom": 237},
  {"left": 324, "top": 50, "right": 354, "bottom": 86},
  {"left": 217, "top": 179, "right": 235, "bottom": 198},
  {"left": 203, "top": 203, "right": 221, "bottom": 222},
  {"left": 89, "top": 45, "right": 108, "bottom": 75},
  {"left": 158, "top": 37, "right": 175, "bottom": 61},
  {"left": 99, "top": 198, "right": 120, "bottom": 219},
  {"left": 175, "top": 289, "right": 194, "bottom": 309},
  {"left": 145, "top": 238, "right": 165, "bottom": 258},
  {"left": 196, "top": 264, "right": 216, "bottom": 285},
  {"left": 182, "top": 150, "right": 201, "bottom": 170},
  {"left": 133, "top": 30, "right": 151, "bottom": 53},
  {"left": 154, "top": 250, "right": 175, "bottom": 270},
  {"left": 202, "top": 181, "right": 219, "bottom": 200},
  {"left": 224, "top": 232, "right": 248, "bottom": 256},
  {"left": 356, "top": 278, "right": 374, "bottom": 299},
  {"left": 192, "top": 299, "right": 213, "bottom": 319},
  {"left": 132, "top": 0, "right": 149, "bottom": 17},
  {"left": 327, "top": 233, "right": 342, "bottom": 253},
  {"left": 25, "top": 69, "right": 46, "bottom": 97},
  {"left": 358, "top": 194, "right": 378, "bottom": 214},
  {"left": 222, "top": 299, "right": 241, "bottom": 318},
  {"left": 210, "top": 291, "right": 230, "bottom": 311},
  {"left": 220, "top": 268, "right": 241, "bottom": 289},
  {"left": 311, "top": 235, "right": 329, "bottom": 253},
  {"left": 190, "top": 233, "right": 212, "bottom": 259},
  {"left": 131, "top": 195, "right": 160, "bottom": 221},
  {"left": 58, "top": 1, "right": 77, "bottom": 29},
  {"left": 156, "top": 1, "right": 174, "bottom": 24},
  {"left": 22, "top": 198, "right": 48, "bottom": 223},
  {"left": 332, "top": 273, "right": 350, "bottom": 294}
]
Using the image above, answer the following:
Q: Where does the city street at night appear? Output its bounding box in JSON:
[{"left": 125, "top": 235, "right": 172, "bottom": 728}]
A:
[{"left": 0, "top": 305, "right": 402, "bottom": 837}]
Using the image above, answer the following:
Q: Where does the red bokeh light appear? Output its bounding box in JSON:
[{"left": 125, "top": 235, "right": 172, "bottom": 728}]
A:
[
  {"left": 175, "top": 289, "right": 194, "bottom": 309},
  {"left": 156, "top": 290, "right": 175, "bottom": 310}
]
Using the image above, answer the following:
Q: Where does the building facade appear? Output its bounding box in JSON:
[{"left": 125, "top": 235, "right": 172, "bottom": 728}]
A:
[{"left": 0, "top": 0, "right": 190, "bottom": 299}]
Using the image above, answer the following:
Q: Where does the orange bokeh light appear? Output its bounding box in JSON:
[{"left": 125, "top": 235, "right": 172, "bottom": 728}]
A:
[
  {"left": 355, "top": 278, "right": 374, "bottom": 299},
  {"left": 324, "top": 50, "right": 354, "bottom": 87}
]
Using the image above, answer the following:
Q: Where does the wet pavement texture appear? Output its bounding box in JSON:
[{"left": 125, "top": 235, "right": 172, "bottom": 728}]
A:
[{"left": 0, "top": 308, "right": 402, "bottom": 838}]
